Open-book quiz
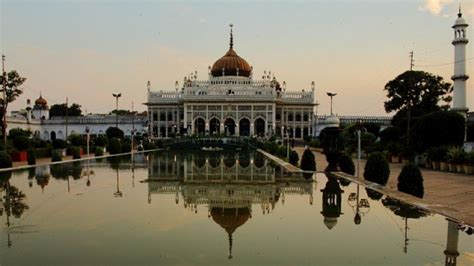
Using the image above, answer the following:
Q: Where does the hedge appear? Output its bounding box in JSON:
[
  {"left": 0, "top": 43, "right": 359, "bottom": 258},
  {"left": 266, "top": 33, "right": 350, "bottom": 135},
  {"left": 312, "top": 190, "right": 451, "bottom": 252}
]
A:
[{"left": 363, "top": 152, "right": 390, "bottom": 185}]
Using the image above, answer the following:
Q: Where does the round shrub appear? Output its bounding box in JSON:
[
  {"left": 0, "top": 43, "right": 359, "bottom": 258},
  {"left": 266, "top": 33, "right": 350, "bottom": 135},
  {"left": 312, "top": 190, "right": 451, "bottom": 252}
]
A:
[
  {"left": 71, "top": 147, "right": 81, "bottom": 159},
  {"left": 96, "top": 135, "right": 108, "bottom": 147},
  {"left": 338, "top": 153, "right": 355, "bottom": 175},
  {"left": 365, "top": 188, "right": 384, "bottom": 201},
  {"left": 289, "top": 150, "right": 299, "bottom": 166},
  {"left": 13, "top": 135, "right": 31, "bottom": 151},
  {"left": 363, "top": 152, "right": 390, "bottom": 185},
  {"left": 0, "top": 151, "right": 13, "bottom": 168},
  {"left": 95, "top": 147, "right": 104, "bottom": 156},
  {"left": 300, "top": 148, "right": 316, "bottom": 171},
  {"left": 276, "top": 146, "right": 287, "bottom": 158},
  {"left": 68, "top": 134, "right": 84, "bottom": 146},
  {"left": 108, "top": 138, "right": 122, "bottom": 155},
  {"left": 398, "top": 163, "right": 424, "bottom": 198},
  {"left": 122, "top": 139, "right": 132, "bottom": 153},
  {"left": 106, "top": 127, "right": 124, "bottom": 140},
  {"left": 27, "top": 149, "right": 36, "bottom": 165},
  {"left": 52, "top": 139, "right": 67, "bottom": 149},
  {"left": 51, "top": 150, "right": 62, "bottom": 162}
]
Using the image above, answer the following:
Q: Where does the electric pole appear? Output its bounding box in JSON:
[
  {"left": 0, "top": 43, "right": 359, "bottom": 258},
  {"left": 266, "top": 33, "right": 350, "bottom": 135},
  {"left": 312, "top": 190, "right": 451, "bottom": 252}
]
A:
[
  {"left": 409, "top": 51, "right": 414, "bottom": 71},
  {"left": 2, "top": 54, "right": 7, "bottom": 150}
]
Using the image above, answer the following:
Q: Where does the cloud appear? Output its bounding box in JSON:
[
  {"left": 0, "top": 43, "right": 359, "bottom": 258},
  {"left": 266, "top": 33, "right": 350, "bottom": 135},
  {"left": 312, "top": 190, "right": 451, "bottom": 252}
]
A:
[{"left": 419, "top": 0, "right": 454, "bottom": 16}]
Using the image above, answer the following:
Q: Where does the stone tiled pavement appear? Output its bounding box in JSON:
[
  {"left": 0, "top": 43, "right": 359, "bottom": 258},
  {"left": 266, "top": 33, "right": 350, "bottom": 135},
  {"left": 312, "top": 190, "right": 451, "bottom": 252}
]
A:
[{"left": 294, "top": 147, "right": 474, "bottom": 226}]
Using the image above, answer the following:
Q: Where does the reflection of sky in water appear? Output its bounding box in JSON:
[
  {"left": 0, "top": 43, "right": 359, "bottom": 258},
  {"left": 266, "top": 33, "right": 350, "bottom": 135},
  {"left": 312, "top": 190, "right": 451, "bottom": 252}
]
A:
[{"left": 0, "top": 151, "right": 473, "bottom": 265}]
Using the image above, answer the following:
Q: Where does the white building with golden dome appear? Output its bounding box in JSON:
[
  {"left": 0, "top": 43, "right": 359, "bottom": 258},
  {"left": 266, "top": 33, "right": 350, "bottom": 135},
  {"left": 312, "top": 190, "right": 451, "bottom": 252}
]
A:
[{"left": 146, "top": 26, "right": 316, "bottom": 139}]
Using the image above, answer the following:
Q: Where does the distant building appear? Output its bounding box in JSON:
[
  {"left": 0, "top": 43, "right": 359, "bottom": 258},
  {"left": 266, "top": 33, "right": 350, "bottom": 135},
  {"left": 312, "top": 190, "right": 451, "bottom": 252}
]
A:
[{"left": 6, "top": 95, "right": 147, "bottom": 140}]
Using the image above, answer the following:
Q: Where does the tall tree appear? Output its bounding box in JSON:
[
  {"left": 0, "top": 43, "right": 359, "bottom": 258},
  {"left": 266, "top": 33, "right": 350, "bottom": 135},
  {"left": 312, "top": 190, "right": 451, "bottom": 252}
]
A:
[
  {"left": 0, "top": 70, "right": 27, "bottom": 143},
  {"left": 384, "top": 70, "right": 452, "bottom": 147},
  {"left": 49, "top": 103, "right": 82, "bottom": 117}
]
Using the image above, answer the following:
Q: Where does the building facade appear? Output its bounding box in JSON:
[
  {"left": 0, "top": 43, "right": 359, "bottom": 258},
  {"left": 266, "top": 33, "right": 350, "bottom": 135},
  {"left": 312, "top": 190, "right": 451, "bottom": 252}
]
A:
[{"left": 146, "top": 26, "right": 316, "bottom": 140}]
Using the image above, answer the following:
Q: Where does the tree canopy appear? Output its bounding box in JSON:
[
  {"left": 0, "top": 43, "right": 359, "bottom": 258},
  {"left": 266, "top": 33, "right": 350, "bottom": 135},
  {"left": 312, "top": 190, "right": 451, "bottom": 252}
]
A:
[
  {"left": 49, "top": 103, "right": 82, "bottom": 117},
  {"left": 384, "top": 70, "right": 452, "bottom": 114},
  {"left": 0, "top": 70, "right": 26, "bottom": 138}
]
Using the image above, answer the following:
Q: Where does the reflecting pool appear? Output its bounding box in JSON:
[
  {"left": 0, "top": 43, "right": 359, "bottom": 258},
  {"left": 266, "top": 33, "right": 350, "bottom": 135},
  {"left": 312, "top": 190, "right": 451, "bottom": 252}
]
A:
[{"left": 1, "top": 151, "right": 473, "bottom": 265}]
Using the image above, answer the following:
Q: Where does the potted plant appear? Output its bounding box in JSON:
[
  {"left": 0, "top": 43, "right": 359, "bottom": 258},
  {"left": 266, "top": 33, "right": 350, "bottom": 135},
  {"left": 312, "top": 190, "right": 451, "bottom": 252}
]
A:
[
  {"left": 447, "top": 147, "right": 465, "bottom": 173},
  {"left": 464, "top": 152, "right": 474, "bottom": 175},
  {"left": 52, "top": 139, "right": 67, "bottom": 156},
  {"left": 11, "top": 135, "right": 31, "bottom": 162},
  {"left": 432, "top": 146, "right": 448, "bottom": 171}
]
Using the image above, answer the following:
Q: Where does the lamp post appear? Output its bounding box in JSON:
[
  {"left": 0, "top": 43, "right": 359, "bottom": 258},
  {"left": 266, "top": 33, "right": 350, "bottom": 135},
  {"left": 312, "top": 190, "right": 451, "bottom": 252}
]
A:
[
  {"left": 326, "top": 92, "right": 337, "bottom": 116},
  {"left": 85, "top": 126, "right": 90, "bottom": 157},
  {"left": 112, "top": 93, "right": 121, "bottom": 128},
  {"left": 347, "top": 185, "right": 370, "bottom": 225}
]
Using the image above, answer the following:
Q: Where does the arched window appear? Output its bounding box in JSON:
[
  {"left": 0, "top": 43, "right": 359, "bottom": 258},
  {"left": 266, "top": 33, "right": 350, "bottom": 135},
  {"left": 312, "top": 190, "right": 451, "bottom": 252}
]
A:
[
  {"left": 288, "top": 114, "right": 293, "bottom": 122},
  {"left": 295, "top": 114, "right": 301, "bottom": 121}
]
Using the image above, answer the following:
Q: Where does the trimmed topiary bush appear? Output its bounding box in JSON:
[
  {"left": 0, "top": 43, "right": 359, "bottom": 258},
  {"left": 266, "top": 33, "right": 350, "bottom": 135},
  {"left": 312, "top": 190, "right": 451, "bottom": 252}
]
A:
[
  {"left": 68, "top": 134, "right": 84, "bottom": 147},
  {"left": 338, "top": 153, "right": 355, "bottom": 175},
  {"left": 363, "top": 152, "right": 390, "bottom": 185},
  {"left": 96, "top": 135, "right": 108, "bottom": 147},
  {"left": 289, "top": 150, "right": 299, "bottom": 166},
  {"left": 52, "top": 139, "right": 67, "bottom": 149},
  {"left": 51, "top": 150, "right": 62, "bottom": 162},
  {"left": 398, "top": 163, "right": 424, "bottom": 198},
  {"left": 108, "top": 137, "right": 122, "bottom": 155},
  {"left": 106, "top": 127, "right": 124, "bottom": 140},
  {"left": 71, "top": 147, "right": 81, "bottom": 159},
  {"left": 95, "top": 147, "right": 104, "bottom": 156},
  {"left": 13, "top": 135, "right": 31, "bottom": 151},
  {"left": 300, "top": 148, "right": 316, "bottom": 171},
  {"left": 122, "top": 139, "right": 132, "bottom": 153},
  {"left": 0, "top": 151, "right": 13, "bottom": 168},
  {"left": 27, "top": 149, "right": 36, "bottom": 165}
]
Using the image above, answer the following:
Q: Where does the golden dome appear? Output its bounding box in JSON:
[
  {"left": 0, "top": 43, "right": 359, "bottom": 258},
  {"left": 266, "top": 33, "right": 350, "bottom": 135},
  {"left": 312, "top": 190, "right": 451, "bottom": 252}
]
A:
[
  {"left": 210, "top": 25, "right": 251, "bottom": 78},
  {"left": 35, "top": 95, "right": 47, "bottom": 106},
  {"left": 211, "top": 207, "right": 250, "bottom": 234}
]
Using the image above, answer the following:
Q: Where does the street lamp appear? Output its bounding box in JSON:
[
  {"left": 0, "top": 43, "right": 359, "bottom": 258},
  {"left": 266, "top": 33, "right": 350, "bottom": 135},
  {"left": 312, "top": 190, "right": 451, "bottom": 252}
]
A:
[
  {"left": 112, "top": 93, "right": 122, "bottom": 128},
  {"left": 347, "top": 185, "right": 370, "bottom": 225},
  {"left": 326, "top": 92, "right": 337, "bottom": 116},
  {"left": 85, "top": 126, "right": 90, "bottom": 158}
]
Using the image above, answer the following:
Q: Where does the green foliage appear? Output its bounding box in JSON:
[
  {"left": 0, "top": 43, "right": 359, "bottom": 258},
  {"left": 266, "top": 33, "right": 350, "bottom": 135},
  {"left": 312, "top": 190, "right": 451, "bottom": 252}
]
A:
[
  {"left": 379, "top": 126, "right": 400, "bottom": 145},
  {"left": 362, "top": 122, "right": 381, "bottom": 137},
  {"left": 397, "top": 163, "right": 424, "bottom": 198},
  {"left": 384, "top": 70, "right": 452, "bottom": 114},
  {"left": 52, "top": 139, "right": 67, "bottom": 149},
  {"left": 410, "top": 111, "right": 465, "bottom": 152},
  {"left": 95, "top": 147, "right": 104, "bottom": 156},
  {"left": 68, "top": 134, "right": 84, "bottom": 146},
  {"left": 289, "top": 150, "right": 299, "bottom": 166},
  {"left": 108, "top": 137, "right": 122, "bottom": 154},
  {"left": 300, "top": 149, "right": 316, "bottom": 171},
  {"left": 276, "top": 146, "right": 287, "bottom": 158},
  {"left": 0, "top": 151, "right": 13, "bottom": 168},
  {"left": 27, "top": 149, "right": 36, "bottom": 165},
  {"left": 106, "top": 127, "right": 124, "bottom": 140},
  {"left": 338, "top": 153, "right": 355, "bottom": 175},
  {"left": 467, "top": 123, "right": 474, "bottom": 142},
  {"left": 49, "top": 103, "right": 82, "bottom": 117},
  {"left": 95, "top": 135, "right": 108, "bottom": 147},
  {"left": 364, "top": 152, "right": 390, "bottom": 185},
  {"left": 34, "top": 148, "right": 51, "bottom": 158},
  {"left": 465, "top": 152, "right": 474, "bottom": 165},
  {"left": 51, "top": 150, "right": 62, "bottom": 162},
  {"left": 110, "top": 109, "right": 136, "bottom": 115},
  {"left": 12, "top": 135, "right": 31, "bottom": 151},
  {"left": 446, "top": 147, "right": 466, "bottom": 164},
  {"left": 71, "top": 147, "right": 81, "bottom": 159},
  {"left": 426, "top": 146, "right": 448, "bottom": 162},
  {"left": 122, "top": 139, "right": 132, "bottom": 153},
  {"left": 8, "top": 128, "right": 31, "bottom": 139},
  {"left": 361, "top": 132, "right": 377, "bottom": 154}
]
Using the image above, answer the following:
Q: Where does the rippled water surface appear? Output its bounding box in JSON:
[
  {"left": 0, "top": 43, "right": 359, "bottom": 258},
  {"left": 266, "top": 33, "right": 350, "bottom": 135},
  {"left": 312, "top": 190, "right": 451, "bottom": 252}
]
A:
[{"left": 0, "top": 151, "right": 473, "bottom": 265}]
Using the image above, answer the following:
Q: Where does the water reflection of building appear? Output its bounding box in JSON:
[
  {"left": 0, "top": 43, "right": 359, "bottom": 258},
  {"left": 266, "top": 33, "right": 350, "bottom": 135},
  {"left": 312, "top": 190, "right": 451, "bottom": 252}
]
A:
[
  {"left": 444, "top": 220, "right": 460, "bottom": 266},
  {"left": 146, "top": 152, "right": 314, "bottom": 259}
]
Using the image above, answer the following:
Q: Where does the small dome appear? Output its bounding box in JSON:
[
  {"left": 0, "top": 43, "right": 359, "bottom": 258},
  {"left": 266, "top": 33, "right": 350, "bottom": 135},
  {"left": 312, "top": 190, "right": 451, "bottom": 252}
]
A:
[
  {"left": 325, "top": 115, "right": 340, "bottom": 126},
  {"left": 210, "top": 25, "right": 252, "bottom": 78},
  {"left": 35, "top": 95, "right": 47, "bottom": 106},
  {"left": 453, "top": 10, "right": 468, "bottom": 28},
  {"left": 211, "top": 49, "right": 251, "bottom": 78}
]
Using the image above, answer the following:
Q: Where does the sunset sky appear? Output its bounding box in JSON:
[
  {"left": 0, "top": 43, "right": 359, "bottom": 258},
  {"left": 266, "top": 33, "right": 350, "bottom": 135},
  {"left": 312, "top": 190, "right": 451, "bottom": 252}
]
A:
[{"left": 1, "top": 0, "right": 473, "bottom": 116}]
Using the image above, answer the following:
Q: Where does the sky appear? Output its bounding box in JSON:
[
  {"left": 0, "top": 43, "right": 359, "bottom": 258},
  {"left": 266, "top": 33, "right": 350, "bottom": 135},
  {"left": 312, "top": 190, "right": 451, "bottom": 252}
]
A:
[{"left": 0, "top": 0, "right": 473, "bottom": 116}]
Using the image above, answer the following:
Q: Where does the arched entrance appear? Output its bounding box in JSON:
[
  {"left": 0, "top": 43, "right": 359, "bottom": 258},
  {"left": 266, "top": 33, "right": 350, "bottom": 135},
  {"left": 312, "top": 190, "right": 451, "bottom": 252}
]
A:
[
  {"left": 239, "top": 118, "right": 250, "bottom": 136},
  {"left": 50, "top": 131, "right": 56, "bottom": 141},
  {"left": 224, "top": 118, "right": 236, "bottom": 136},
  {"left": 209, "top": 118, "right": 220, "bottom": 135},
  {"left": 194, "top": 118, "right": 205, "bottom": 135},
  {"left": 255, "top": 118, "right": 265, "bottom": 136},
  {"left": 295, "top": 128, "right": 302, "bottom": 138}
]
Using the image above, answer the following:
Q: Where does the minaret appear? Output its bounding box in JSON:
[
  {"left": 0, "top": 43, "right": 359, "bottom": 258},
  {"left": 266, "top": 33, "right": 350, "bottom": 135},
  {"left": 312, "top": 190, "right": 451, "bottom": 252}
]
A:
[{"left": 452, "top": 6, "right": 469, "bottom": 114}]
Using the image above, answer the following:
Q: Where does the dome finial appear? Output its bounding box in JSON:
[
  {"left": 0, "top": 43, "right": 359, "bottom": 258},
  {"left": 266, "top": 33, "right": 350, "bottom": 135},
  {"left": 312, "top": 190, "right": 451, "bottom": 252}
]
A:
[
  {"left": 458, "top": 4, "right": 462, "bottom": 18},
  {"left": 228, "top": 232, "right": 233, "bottom": 259},
  {"left": 229, "top": 23, "right": 234, "bottom": 49}
]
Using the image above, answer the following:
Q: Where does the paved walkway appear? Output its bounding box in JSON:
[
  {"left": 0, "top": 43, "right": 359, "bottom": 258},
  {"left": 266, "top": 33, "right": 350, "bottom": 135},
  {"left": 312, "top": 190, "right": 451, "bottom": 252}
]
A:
[{"left": 294, "top": 147, "right": 474, "bottom": 226}]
